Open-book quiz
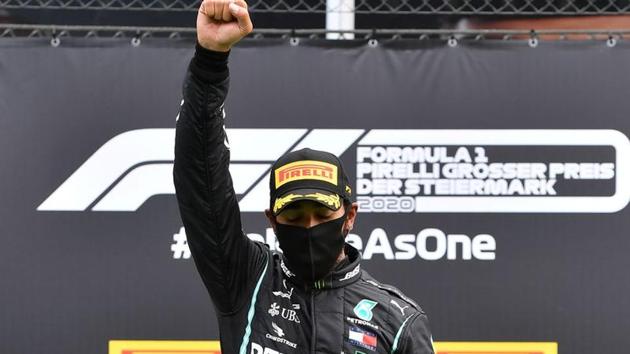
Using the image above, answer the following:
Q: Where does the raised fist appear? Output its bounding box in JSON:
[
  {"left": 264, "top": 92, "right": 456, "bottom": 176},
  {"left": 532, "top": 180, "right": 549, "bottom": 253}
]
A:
[{"left": 196, "top": 0, "right": 253, "bottom": 52}]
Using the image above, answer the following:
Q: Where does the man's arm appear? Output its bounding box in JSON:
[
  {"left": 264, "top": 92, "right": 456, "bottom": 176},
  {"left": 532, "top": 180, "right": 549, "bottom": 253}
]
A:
[
  {"left": 396, "top": 313, "right": 435, "bottom": 354},
  {"left": 173, "top": 0, "right": 262, "bottom": 314}
]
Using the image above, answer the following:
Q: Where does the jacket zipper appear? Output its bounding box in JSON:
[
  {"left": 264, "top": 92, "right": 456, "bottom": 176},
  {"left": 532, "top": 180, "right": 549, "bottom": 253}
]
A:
[{"left": 310, "top": 291, "right": 316, "bottom": 354}]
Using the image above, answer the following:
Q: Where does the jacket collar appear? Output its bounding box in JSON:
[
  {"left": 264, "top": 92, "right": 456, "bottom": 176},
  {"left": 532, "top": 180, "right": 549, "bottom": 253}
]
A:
[{"left": 281, "top": 243, "right": 362, "bottom": 291}]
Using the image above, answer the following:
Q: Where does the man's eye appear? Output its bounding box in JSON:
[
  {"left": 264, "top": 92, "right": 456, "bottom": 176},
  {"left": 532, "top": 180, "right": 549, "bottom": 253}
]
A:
[
  {"left": 282, "top": 212, "right": 301, "bottom": 221},
  {"left": 317, "top": 211, "right": 334, "bottom": 218}
]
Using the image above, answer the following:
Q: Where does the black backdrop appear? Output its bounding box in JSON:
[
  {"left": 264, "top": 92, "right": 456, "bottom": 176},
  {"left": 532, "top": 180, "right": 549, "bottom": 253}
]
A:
[{"left": 1, "top": 38, "right": 630, "bottom": 354}]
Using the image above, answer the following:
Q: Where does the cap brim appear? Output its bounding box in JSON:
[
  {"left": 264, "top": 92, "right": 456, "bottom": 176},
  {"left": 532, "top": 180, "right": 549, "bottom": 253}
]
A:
[{"left": 272, "top": 188, "right": 342, "bottom": 215}]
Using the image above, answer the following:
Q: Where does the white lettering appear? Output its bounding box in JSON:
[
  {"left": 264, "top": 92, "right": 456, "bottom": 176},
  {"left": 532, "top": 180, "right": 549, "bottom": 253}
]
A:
[
  {"left": 446, "top": 234, "right": 472, "bottom": 260},
  {"left": 600, "top": 163, "right": 615, "bottom": 179},
  {"left": 356, "top": 147, "right": 372, "bottom": 163},
  {"left": 357, "top": 163, "right": 372, "bottom": 178},
  {"left": 393, "top": 234, "right": 416, "bottom": 260},
  {"left": 472, "top": 234, "right": 496, "bottom": 260},
  {"left": 265, "top": 334, "right": 297, "bottom": 349},
  {"left": 250, "top": 343, "right": 282, "bottom": 354},
  {"left": 417, "top": 228, "right": 447, "bottom": 260},
  {"left": 363, "top": 228, "right": 395, "bottom": 260}
]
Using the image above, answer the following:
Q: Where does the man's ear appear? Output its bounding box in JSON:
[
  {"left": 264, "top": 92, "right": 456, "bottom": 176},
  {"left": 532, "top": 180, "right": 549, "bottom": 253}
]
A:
[
  {"left": 344, "top": 202, "right": 359, "bottom": 235},
  {"left": 264, "top": 209, "right": 277, "bottom": 234}
]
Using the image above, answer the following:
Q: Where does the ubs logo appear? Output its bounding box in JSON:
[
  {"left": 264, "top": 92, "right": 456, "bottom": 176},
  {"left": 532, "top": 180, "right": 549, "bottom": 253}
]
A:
[{"left": 268, "top": 302, "right": 300, "bottom": 324}]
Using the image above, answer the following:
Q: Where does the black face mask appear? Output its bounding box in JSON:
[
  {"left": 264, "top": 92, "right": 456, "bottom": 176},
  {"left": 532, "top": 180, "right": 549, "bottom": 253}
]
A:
[{"left": 275, "top": 213, "right": 347, "bottom": 283}]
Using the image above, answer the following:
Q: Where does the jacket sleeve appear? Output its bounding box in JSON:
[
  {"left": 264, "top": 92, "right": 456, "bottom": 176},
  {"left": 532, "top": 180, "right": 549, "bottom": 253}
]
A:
[
  {"left": 397, "top": 313, "right": 435, "bottom": 354},
  {"left": 173, "top": 43, "right": 267, "bottom": 314}
]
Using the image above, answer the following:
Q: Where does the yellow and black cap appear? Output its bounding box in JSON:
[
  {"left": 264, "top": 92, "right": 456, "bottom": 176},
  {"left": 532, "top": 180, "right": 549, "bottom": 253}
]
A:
[{"left": 270, "top": 148, "right": 353, "bottom": 216}]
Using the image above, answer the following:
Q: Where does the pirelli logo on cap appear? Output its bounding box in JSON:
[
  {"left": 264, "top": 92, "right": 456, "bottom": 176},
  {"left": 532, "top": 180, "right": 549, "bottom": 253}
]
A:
[{"left": 275, "top": 160, "right": 338, "bottom": 188}]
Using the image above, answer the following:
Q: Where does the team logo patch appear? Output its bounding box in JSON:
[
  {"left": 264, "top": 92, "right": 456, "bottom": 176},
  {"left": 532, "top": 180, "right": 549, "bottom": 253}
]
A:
[
  {"left": 268, "top": 302, "right": 301, "bottom": 323},
  {"left": 264, "top": 322, "right": 297, "bottom": 349},
  {"left": 348, "top": 326, "right": 378, "bottom": 351},
  {"left": 272, "top": 280, "right": 294, "bottom": 299},
  {"left": 353, "top": 299, "right": 378, "bottom": 321},
  {"left": 274, "top": 160, "right": 338, "bottom": 188},
  {"left": 272, "top": 322, "right": 284, "bottom": 337},
  {"left": 346, "top": 316, "right": 379, "bottom": 331}
]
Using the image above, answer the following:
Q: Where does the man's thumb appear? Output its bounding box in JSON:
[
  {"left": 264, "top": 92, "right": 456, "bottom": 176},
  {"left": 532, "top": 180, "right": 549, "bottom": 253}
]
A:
[
  {"left": 228, "top": 2, "right": 241, "bottom": 16},
  {"left": 229, "top": 1, "right": 253, "bottom": 32}
]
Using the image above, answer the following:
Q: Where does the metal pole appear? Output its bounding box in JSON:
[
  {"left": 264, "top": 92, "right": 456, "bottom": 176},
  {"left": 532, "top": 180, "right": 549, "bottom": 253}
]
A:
[{"left": 326, "top": 0, "right": 355, "bottom": 39}]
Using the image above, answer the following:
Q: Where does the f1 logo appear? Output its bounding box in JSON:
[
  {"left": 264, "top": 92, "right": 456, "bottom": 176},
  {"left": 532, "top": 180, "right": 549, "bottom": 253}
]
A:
[{"left": 37, "top": 128, "right": 364, "bottom": 212}]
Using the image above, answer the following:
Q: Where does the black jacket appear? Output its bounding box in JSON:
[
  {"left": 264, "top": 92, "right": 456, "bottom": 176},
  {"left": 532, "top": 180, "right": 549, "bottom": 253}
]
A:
[{"left": 173, "top": 43, "right": 435, "bottom": 354}]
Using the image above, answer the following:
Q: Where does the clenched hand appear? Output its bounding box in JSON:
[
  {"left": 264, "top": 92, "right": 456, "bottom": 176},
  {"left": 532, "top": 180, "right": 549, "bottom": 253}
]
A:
[{"left": 197, "top": 0, "right": 253, "bottom": 52}]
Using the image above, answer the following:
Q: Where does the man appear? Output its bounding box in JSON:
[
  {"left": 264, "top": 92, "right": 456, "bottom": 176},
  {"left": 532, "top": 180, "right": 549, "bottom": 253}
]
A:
[{"left": 173, "top": 0, "right": 435, "bottom": 352}]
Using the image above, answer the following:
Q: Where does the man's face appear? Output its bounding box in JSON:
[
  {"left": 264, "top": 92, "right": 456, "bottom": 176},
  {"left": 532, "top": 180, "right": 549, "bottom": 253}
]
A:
[{"left": 265, "top": 200, "right": 358, "bottom": 232}]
